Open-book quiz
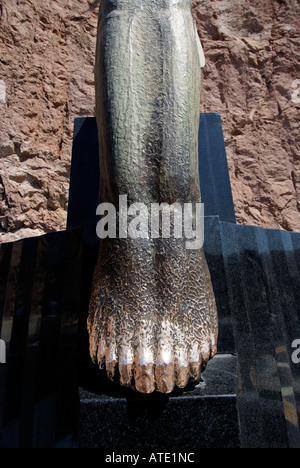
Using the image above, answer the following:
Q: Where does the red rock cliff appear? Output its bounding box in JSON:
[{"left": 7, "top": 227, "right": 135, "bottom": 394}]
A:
[{"left": 0, "top": 0, "right": 299, "bottom": 241}]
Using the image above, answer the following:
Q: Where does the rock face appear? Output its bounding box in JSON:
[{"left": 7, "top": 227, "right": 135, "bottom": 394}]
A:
[
  {"left": 194, "top": 0, "right": 300, "bottom": 232},
  {"left": 0, "top": 0, "right": 98, "bottom": 241},
  {"left": 0, "top": 0, "right": 299, "bottom": 241}
]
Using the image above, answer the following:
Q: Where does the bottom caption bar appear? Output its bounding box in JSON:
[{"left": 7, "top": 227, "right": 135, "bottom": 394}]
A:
[{"left": 98, "top": 451, "right": 201, "bottom": 464}]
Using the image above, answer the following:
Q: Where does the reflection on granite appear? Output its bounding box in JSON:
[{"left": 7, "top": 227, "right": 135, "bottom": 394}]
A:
[
  {"left": 221, "top": 222, "right": 300, "bottom": 449},
  {"left": 0, "top": 229, "right": 82, "bottom": 448}
]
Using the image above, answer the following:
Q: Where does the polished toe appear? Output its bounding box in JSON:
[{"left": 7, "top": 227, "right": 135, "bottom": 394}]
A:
[
  {"left": 89, "top": 321, "right": 100, "bottom": 364},
  {"left": 175, "top": 345, "right": 189, "bottom": 388},
  {"left": 106, "top": 360, "right": 117, "bottom": 381},
  {"left": 189, "top": 361, "right": 201, "bottom": 382},
  {"left": 188, "top": 342, "right": 201, "bottom": 382},
  {"left": 201, "top": 342, "right": 212, "bottom": 371},
  {"left": 97, "top": 335, "right": 106, "bottom": 369},
  {"left": 119, "top": 363, "right": 133, "bottom": 387},
  {"left": 135, "top": 363, "right": 155, "bottom": 393},
  {"left": 106, "top": 343, "right": 118, "bottom": 380},
  {"left": 119, "top": 345, "right": 134, "bottom": 387},
  {"left": 155, "top": 363, "right": 175, "bottom": 394},
  {"left": 176, "top": 366, "right": 190, "bottom": 388}
]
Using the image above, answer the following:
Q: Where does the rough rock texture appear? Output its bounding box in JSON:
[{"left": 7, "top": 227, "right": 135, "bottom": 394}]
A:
[
  {"left": 0, "top": 0, "right": 98, "bottom": 241},
  {"left": 194, "top": 0, "right": 300, "bottom": 231},
  {"left": 0, "top": 0, "right": 299, "bottom": 242}
]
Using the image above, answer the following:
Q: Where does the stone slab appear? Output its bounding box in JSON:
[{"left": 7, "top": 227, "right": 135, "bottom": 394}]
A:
[
  {"left": 220, "top": 221, "right": 300, "bottom": 448},
  {"left": 79, "top": 355, "right": 239, "bottom": 449}
]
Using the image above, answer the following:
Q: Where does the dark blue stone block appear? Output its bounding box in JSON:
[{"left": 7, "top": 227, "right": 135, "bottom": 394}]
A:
[
  {"left": 67, "top": 118, "right": 100, "bottom": 246},
  {"left": 79, "top": 355, "right": 239, "bottom": 449},
  {"left": 198, "top": 113, "right": 236, "bottom": 224},
  {"left": 204, "top": 216, "right": 234, "bottom": 353},
  {"left": 0, "top": 229, "right": 82, "bottom": 448}
]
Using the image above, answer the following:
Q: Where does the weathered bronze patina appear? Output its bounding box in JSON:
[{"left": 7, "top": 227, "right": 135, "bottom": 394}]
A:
[{"left": 88, "top": 0, "right": 218, "bottom": 394}]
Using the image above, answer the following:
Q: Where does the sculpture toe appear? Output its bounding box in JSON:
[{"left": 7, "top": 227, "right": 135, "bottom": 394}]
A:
[
  {"left": 105, "top": 343, "right": 118, "bottom": 381},
  {"left": 175, "top": 346, "right": 189, "bottom": 388},
  {"left": 175, "top": 366, "right": 190, "bottom": 389},
  {"left": 189, "top": 361, "right": 201, "bottom": 383},
  {"left": 96, "top": 335, "right": 106, "bottom": 369},
  {"left": 188, "top": 343, "right": 202, "bottom": 382},
  {"left": 135, "top": 363, "right": 155, "bottom": 394},
  {"left": 155, "top": 357, "right": 175, "bottom": 394},
  {"left": 119, "top": 363, "right": 133, "bottom": 387},
  {"left": 119, "top": 344, "right": 134, "bottom": 387}
]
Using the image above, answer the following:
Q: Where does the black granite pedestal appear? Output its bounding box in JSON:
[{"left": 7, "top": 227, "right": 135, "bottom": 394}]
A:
[
  {"left": 1, "top": 114, "right": 300, "bottom": 448},
  {"left": 69, "top": 114, "right": 240, "bottom": 448},
  {"left": 0, "top": 229, "right": 82, "bottom": 448},
  {"left": 79, "top": 355, "right": 239, "bottom": 449},
  {"left": 68, "top": 115, "right": 300, "bottom": 449}
]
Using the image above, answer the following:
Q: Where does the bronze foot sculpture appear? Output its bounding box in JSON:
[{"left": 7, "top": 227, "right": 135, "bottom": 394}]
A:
[{"left": 88, "top": 0, "right": 218, "bottom": 394}]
